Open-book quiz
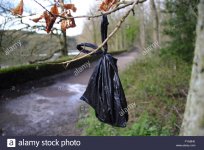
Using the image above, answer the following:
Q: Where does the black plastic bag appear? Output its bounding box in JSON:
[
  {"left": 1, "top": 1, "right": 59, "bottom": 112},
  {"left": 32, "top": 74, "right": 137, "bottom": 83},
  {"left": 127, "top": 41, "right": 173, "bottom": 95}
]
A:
[
  {"left": 79, "top": 15, "right": 128, "bottom": 127},
  {"left": 80, "top": 53, "right": 128, "bottom": 127}
]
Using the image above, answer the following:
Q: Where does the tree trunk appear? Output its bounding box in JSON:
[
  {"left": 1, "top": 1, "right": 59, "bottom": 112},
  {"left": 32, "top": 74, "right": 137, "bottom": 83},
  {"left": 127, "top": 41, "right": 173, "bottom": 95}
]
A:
[
  {"left": 60, "top": 0, "right": 68, "bottom": 56},
  {"left": 120, "top": 29, "right": 123, "bottom": 50},
  {"left": 150, "top": 0, "right": 159, "bottom": 44},
  {"left": 139, "top": 4, "right": 145, "bottom": 49},
  {"left": 62, "top": 30, "right": 68, "bottom": 55},
  {"left": 157, "top": 0, "right": 161, "bottom": 44},
  {"left": 180, "top": 0, "right": 204, "bottom": 136},
  {"left": 90, "top": 15, "right": 97, "bottom": 44}
]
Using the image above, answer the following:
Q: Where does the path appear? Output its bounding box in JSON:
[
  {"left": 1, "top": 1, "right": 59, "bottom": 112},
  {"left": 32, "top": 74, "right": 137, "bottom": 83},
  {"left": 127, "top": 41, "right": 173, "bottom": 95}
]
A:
[{"left": 0, "top": 50, "right": 138, "bottom": 136}]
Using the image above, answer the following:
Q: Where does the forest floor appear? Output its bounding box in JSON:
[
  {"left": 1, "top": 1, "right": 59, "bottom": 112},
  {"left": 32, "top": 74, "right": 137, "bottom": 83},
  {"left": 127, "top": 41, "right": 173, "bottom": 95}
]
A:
[{"left": 0, "top": 49, "right": 139, "bottom": 136}]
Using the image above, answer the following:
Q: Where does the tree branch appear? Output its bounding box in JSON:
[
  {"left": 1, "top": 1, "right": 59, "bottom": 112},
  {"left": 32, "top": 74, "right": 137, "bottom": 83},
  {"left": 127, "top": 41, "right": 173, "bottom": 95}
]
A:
[
  {"left": 33, "top": 0, "right": 147, "bottom": 20},
  {"left": 50, "top": 0, "right": 144, "bottom": 68},
  {"left": 29, "top": 49, "right": 62, "bottom": 64}
]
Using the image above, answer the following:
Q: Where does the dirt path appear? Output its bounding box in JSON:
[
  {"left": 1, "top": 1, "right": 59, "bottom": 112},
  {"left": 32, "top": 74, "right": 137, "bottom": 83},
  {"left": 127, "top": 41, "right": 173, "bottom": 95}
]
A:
[{"left": 0, "top": 50, "right": 138, "bottom": 136}]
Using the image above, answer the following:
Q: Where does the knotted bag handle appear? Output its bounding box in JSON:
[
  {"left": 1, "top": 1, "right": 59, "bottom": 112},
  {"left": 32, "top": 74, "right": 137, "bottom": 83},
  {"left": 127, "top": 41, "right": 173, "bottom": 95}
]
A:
[
  {"left": 101, "top": 14, "right": 109, "bottom": 53},
  {"left": 76, "top": 43, "right": 102, "bottom": 55},
  {"left": 76, "top": 14, "right": 109, "bottom": 54}
]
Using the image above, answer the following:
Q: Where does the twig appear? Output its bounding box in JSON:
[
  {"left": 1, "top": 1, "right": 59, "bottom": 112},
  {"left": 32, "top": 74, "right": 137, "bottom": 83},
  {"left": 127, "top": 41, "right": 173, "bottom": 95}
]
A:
[
  {"left": 57, "top": 0, "right": 147, "bottom": 19},
  {"left": 0, "top": 5, "right": 12, "bottom": 13},
  {"left": 1, "top": 0, "right": 147, "bottom": 66},
  {"left": 174, "top": 123, "right": 181, "bottom": 130},
  {"left": 172, "top": 106, "right": 183, "bottom": 120},
  {"left": 29, "top": 49, "right": 62, "bottom": 64},
  {"left": 33, "top": 0, "right": 53, "bottom": 16},
  {"left": 0, "top": 4, "right": 36, "bottom": 17},
  {"left": 1, "top": 0, "right": 146, "bottom": 20},
  {"left": 181, "top": 89, "right": 188, "bottom": 97},
  {"left": 53, "top": 0, "right": 142, "bottom": 67},
  {"left": 32, "top": 0, "right": 146, "bottom": 20}
]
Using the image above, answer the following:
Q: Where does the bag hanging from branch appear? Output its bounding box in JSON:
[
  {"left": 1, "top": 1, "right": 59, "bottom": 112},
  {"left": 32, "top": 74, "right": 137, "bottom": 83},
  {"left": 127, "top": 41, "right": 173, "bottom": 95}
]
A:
[{"left": 78, "top": 15, "right": 128, "bottom": 127}]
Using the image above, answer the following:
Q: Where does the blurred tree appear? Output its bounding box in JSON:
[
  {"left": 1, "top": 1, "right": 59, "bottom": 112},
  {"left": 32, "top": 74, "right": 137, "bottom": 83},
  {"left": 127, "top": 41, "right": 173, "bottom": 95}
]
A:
[
  {"left": 59, "top": 0, "right": 68, "bottom": 56},
  {"left": 156, "top": 0, "right": 161, "bottom": 44},
  {"left": 150, "top": 0, "right": 159, "bottom": 44},
  {"left": 180, "top": 0, "right": 204, "bottom": 136},
  {"left": 0, "top": 1, "right": 15, "bottom": 50},
  {"left": 80, "top": 7, "right": 139, "bottom": 52},
  {"left": 0, "top": 0, "right": 76, "bottom": 66},
  {"left": 139, "top": 3, "right": 145, "bottom": 49},
  {"left": 124, "top": 14, "right": 139, "bottom": 48},
  {"left": 162, "top": 0, "right": 199, "bottom": 62}
]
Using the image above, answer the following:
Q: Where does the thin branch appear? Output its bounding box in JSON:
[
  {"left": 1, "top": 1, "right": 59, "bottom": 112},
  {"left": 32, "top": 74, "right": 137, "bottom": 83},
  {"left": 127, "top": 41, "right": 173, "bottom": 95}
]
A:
[
  {"left": 59, "top": 0, "right": 147, "bottom": 19},
  {"left": 172, "top": 106, "right": 183, "bottom": 120},
  {"left": 33, "top": 0, "right": 54, "bottom": 16},
  {"left": 32, "top": 0, "right": 147, "bottom": 20},
  {"left": 29, "top": 48, "right": 62, "bottom": 64},
  {"left": 0, "top": 5, "right": 12, "bottom": 13},
  {"left": 1, "top": 0, "right": 146, "bottom": 21},
  {"left": 0, "top": 4, "right": 36, "bottom": 17},
  {"left": 50, "top": 0, "right": 143, "bottom": 67},
  {"left": 1, "top": 0, "right": 147, "bottom": 66},
  {"left": 174, "top": 123, "right": 181, "bottom": 130}
]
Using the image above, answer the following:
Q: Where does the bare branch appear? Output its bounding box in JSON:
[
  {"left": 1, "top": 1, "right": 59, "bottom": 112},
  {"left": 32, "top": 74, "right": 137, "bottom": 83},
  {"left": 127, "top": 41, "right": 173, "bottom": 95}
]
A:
[
  {"left": 60, "top": 0, "right": 147, "bottom": 19},
  {"left": 50, "top": 0, "right": 145, "bottom": 67},
  {"left": 33, "top": 0, "right": 54, "bottom": 16},
  {"left": 0, "top": 4, "right": 36, "bottom": 17},
  {"left": 32, "top": 0, "right": 147, "bottom": 20},
  {"left": 29, "top": 49, "right": 62, "bottom": 64}
]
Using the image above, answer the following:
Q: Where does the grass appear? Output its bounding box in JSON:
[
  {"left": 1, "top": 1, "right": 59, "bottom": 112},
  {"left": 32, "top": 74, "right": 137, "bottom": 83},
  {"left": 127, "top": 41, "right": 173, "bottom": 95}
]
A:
[{"left": 77, "top": 52, "right": 192, "bottom": 136}]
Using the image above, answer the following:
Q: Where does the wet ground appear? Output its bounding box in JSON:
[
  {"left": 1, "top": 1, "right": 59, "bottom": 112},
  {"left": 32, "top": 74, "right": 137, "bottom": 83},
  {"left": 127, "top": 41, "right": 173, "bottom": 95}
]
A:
[{"left": 0, "top": 50, "right": 138, "bottom": 136}]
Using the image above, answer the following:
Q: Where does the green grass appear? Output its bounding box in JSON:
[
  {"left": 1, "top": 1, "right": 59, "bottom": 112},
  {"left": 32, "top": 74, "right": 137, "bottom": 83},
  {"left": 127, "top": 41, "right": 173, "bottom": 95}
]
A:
[{"left": 77, "top": 52, "right": 192, "bottom": 136}]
